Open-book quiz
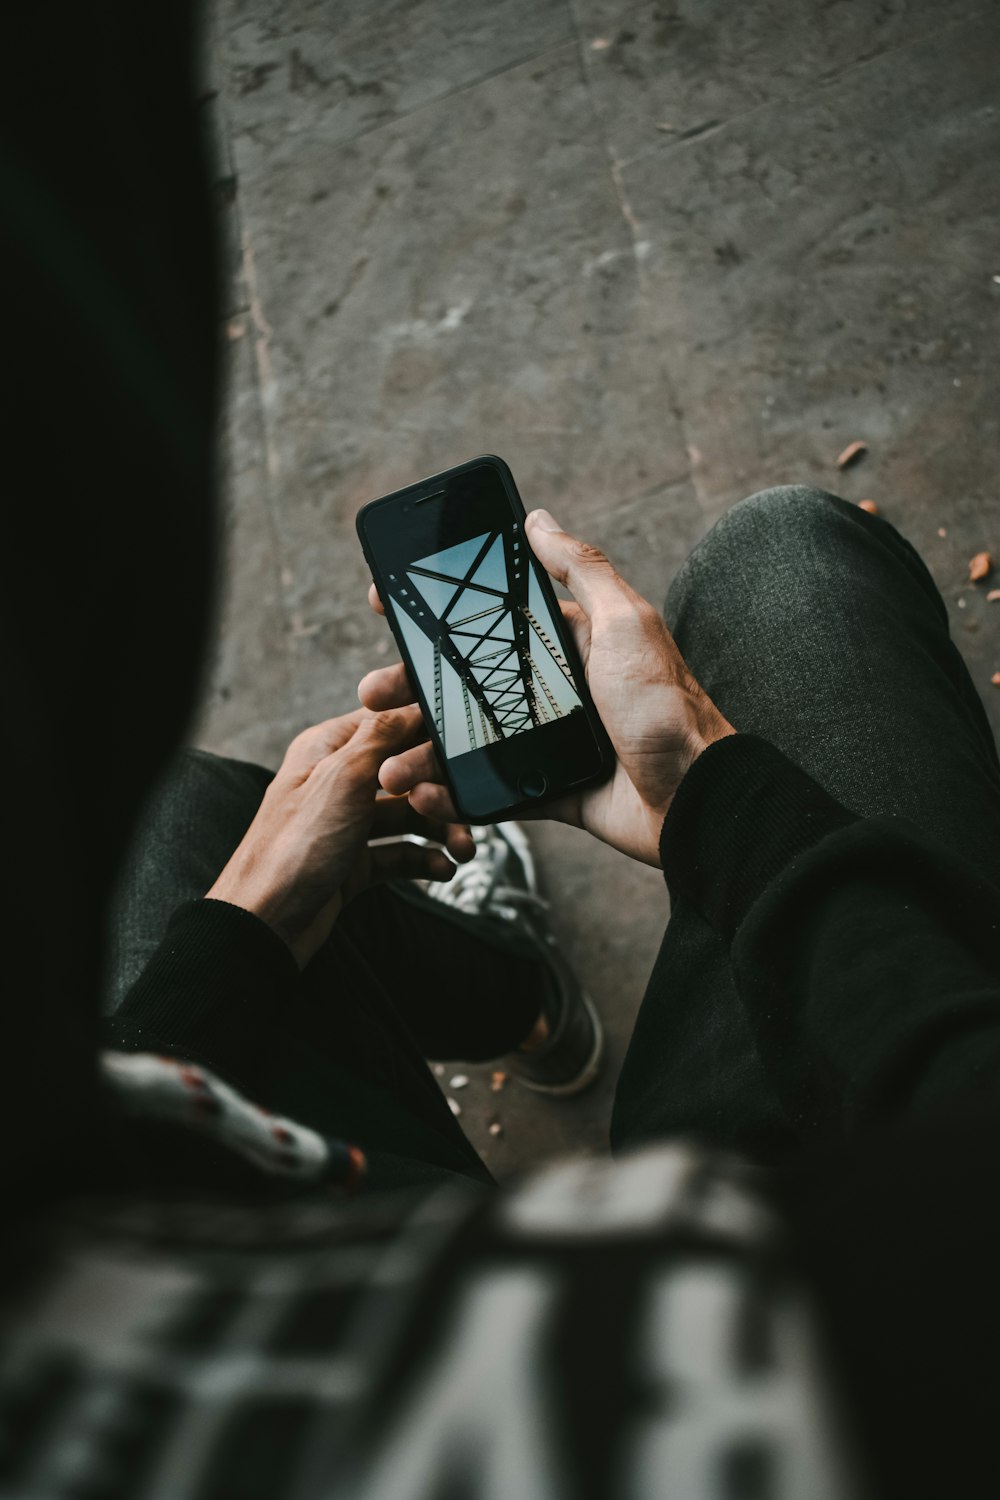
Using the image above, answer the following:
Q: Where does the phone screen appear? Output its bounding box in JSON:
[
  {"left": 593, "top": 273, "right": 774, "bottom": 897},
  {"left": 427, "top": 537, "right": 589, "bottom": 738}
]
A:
[
  {"left": 359, "top": 457, "right": 610, "bottom": 819},
  {"left": 388, "top": 524, "right": 585, "bottom": 756}
]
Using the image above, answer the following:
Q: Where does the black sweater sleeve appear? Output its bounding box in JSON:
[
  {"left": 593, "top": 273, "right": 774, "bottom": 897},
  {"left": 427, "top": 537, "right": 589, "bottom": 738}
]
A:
[
  {"left": 105, "top": 898, "right": 299, "bottom": 1088},
  {"left": 661, "top": 734, "right": 1000, "bottom": 1138}
]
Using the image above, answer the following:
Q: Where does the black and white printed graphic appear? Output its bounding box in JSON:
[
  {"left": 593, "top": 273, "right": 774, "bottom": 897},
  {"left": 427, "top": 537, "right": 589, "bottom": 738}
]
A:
[{"left": 384, "top": 525, "right": 583, "bottom": 759}]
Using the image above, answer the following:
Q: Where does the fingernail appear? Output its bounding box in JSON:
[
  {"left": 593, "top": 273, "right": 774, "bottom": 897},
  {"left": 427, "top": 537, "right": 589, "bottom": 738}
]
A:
[{"left": 528, "top": 508, "right": 561, "bottom": 532}]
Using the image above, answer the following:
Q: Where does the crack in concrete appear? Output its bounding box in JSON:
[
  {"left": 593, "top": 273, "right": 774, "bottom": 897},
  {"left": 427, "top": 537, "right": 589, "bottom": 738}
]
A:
[
  {"left": 240, "top": 231, "right": 279, "bottom": 483},
  {"left": 207, "top": 0, "right": 299, "bottom": 726},
  {"left": 229, "top": 38, "right": 580, "bottom": 157},
  {"left": 566, "top": 0, "right": 697, "bottom": 509},
  {"left": 612, "top": 4, "right": 998, "bottom": 172}
]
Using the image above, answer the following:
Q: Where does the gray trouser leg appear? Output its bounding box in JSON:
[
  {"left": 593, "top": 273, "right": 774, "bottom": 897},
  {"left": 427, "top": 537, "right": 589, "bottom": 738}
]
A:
[
  {"left": 102, "top": 749, "right": 272, "bottom": 1013},
  {"left": 612, "top": 486, "right": 1000, "bottom": 1159}
]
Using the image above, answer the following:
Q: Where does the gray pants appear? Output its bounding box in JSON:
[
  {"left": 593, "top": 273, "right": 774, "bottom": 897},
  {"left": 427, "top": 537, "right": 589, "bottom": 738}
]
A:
[
  {"left": 107, "top": 487, "right": 1000, "bottom": 1174},
  {"left": 612, "top": 485, "right": 1000, "bottom": 1156}
]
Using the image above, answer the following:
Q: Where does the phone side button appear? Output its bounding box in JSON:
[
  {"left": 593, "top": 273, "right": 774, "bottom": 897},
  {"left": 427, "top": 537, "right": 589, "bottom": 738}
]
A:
[{"left": 517, "top": 772, "right": 548, "bottom": 800}]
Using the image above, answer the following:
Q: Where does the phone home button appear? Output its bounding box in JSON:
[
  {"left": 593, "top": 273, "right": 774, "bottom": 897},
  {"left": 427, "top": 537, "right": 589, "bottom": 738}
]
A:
[{"left": 517, "top": 772, "right": 548, "bottom": 800}]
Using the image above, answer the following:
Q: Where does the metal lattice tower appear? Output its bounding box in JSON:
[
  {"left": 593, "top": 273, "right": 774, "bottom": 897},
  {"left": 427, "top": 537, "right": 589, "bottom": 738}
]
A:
[
  {"left": 528, "top": 652, "right": 561, "bottom": 720},
  {"left": 461, "top": 679, "right": 476, "bottom": 747},
  {"left": 432, "top": 639, "right": 445, "bottom": 750},
  {"left": 382, "top": 527, "right": 575, "bottom": 752},
  {"left": 521, "top": 608, "right": 576, "bottom": 688}
]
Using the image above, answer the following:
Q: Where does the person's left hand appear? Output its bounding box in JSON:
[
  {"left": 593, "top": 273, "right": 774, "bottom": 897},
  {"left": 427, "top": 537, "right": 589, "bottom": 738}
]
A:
[
  {"left": 358, "top": 514, "right": 735, "bottom": 867},
  {"left": 207, "top": 707, "right": 474, "bottom": 968}
]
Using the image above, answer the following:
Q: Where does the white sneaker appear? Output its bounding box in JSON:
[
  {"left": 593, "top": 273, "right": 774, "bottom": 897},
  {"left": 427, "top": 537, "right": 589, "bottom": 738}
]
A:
[{"left": 418, "top": 823, "right": 604, "bottom": 1097}]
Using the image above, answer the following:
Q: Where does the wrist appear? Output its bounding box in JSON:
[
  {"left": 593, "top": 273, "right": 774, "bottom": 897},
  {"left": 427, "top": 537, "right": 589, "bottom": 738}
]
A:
[
  {"left": 206, "top": 869, "right": 329, "bottom": 969},
  {"left": 686, "top": 720, "right": 738, "bottom": 768},
  {"left": 646, "top": 724, "right": 736, "bottom": 865},
  {"left": 206, "top": 863, "right": 281, "bottom": 927}
]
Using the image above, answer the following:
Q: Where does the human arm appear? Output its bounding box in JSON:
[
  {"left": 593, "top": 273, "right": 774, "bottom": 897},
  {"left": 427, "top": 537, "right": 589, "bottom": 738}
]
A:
[
  {"left": 361, "top": 514, "right": 1000, "bottom": 1138},
  {"left": 107, "top": 706, "right": 475, "bottom": 1084},
  {"left": 663, "top": 732, "right": 1000, "bottom": 1134},
  {"left": 205, "top": 706, "right": 473, "bottom": 967}
]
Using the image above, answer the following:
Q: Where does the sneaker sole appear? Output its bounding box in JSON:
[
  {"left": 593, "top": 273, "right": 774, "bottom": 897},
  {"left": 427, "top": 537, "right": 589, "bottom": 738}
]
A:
[{"left": 513, "top": 991, "right": 605, "bottom": 1098}]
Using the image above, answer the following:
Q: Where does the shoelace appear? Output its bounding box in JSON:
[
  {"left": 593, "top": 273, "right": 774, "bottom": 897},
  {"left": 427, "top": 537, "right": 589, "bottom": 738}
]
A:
[
  {"left": 430, "top": 837, "right": 550, "bottom": 922},
  {"left": 432, "top": 855, "right": 494, "bottom": 913},
  {"left": 480, "top": 884, "right": 551, "bottom": 924}
]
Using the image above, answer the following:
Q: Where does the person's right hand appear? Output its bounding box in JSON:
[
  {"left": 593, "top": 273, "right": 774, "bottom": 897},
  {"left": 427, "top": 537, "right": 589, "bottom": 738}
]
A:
[
  {"left": 207, "top": 706, "right": 473, "bottom": 968},
  {"left": 360, "top": 511, "right": 737, "bottom": 868}
]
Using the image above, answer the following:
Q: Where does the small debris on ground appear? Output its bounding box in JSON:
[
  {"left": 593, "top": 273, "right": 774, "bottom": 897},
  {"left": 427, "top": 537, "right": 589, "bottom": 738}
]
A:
[
  {"left": 433, "top": 1063, "right": 445, "bottom": 1077},
  {"left": 987, "top": 589, "right": 1000, "bottom": 602},
  {"left": 590, "top": 37, "right": 611, "bottom": 50},
  {"left": 836, "top": 440, "right": 868, "bottom": 470},
  {"left": 857, "top": 499, "right": 879, "bottom": 514},
  {"left": 968, "top": 551, "right": 993, "bottom": 583},
  {"left": 957, "top": 598, "right": 967, "bottom": 609},
  {"left": 289, "top": 613, "right": 322, "bottom": 639},
  {"left": 488, "top": 1121, "right": 503, "bottom": 1138},
  {"left": 490, "top": 1071, "right": 508, "bottom": 1093},
  {"left": 447, "top": 1097, "right": 462, "bottom": 1117},
  {"left": 938, "top": 528, "right": 948, "bottom": 539},
  {"left": 655, "top": 121, "right": 678, "bottom": 132},
  {"left": 449, "top": 1074, "right": 470, "bottom": 1090}
]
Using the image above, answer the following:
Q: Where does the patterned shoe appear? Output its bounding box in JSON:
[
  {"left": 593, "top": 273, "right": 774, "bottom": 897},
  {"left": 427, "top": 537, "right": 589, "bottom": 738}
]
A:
[{"left": 420, "top": 823, "right": 604, "bottom": 1097}]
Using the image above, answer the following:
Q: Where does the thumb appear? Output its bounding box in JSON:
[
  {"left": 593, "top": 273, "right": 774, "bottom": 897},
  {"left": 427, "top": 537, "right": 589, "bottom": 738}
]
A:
[{"left": 525, "top": 510, "right": 635, "bottom": 619}]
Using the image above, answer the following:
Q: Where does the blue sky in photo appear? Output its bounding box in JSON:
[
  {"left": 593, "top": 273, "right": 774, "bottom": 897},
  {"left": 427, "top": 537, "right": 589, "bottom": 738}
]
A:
[{"left": 389, "top": 529, "right": 582, "bottom": 757}]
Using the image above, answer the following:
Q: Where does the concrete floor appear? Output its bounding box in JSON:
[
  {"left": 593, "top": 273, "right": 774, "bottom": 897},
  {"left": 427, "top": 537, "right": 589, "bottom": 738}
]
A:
[{"left": 196, "top": 0, "right": 999, "bottom": 1178}]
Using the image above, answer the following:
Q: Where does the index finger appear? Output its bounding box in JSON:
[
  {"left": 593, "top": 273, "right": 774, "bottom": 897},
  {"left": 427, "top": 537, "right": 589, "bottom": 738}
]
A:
[
  {"left": 524, "top": 509, "right": 643, "bottom": 620},
  {"left": 279, "top": 709, "right": 367, "bottom": 778},
  {"left": 348, "top": 704, "right": 425, "bottom": 757},
  {"left": 332, "top": 705, "right": 427, "bottom": 789},
  {"left": 358, "top": 661, "right": 415, "bottom": 711}
]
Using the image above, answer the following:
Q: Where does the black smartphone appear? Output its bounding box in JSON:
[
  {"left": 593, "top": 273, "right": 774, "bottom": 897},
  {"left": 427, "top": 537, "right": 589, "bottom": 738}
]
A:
[{"left": 356, "top": 455, "right": 613, "bottom": 822}]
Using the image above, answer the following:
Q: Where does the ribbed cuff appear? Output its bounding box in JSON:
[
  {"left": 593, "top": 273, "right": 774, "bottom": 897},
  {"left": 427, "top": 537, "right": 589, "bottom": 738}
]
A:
[
  {"left": 115, "top": 898, "right": 299, "bottom": 1052},
  {"left": 660, "top": 734, "right": 858, "bottom": 945}
]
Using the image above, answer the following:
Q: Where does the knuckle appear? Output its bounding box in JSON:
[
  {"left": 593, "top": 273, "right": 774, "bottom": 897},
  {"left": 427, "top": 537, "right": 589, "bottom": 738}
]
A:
[
  {"left": 280, "top": 729, "right": 316, "bottom": 769},
  {"left": 367, "top": 709, "right": 400, "bottom": 737},
  {"left": 570, "top": 539, "right": 611, "bottom": 569}
]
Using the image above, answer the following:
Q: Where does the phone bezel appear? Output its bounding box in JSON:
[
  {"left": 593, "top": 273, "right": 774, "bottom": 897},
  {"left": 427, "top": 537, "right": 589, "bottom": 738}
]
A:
[{"left": 356, "top": 454, "right": 613, "bottom": 822}]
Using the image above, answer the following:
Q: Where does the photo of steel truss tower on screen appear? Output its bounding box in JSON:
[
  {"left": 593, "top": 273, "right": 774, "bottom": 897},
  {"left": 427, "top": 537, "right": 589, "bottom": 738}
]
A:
[{"left": 385, "top": 526, "right": 584, "bottom": 759}]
